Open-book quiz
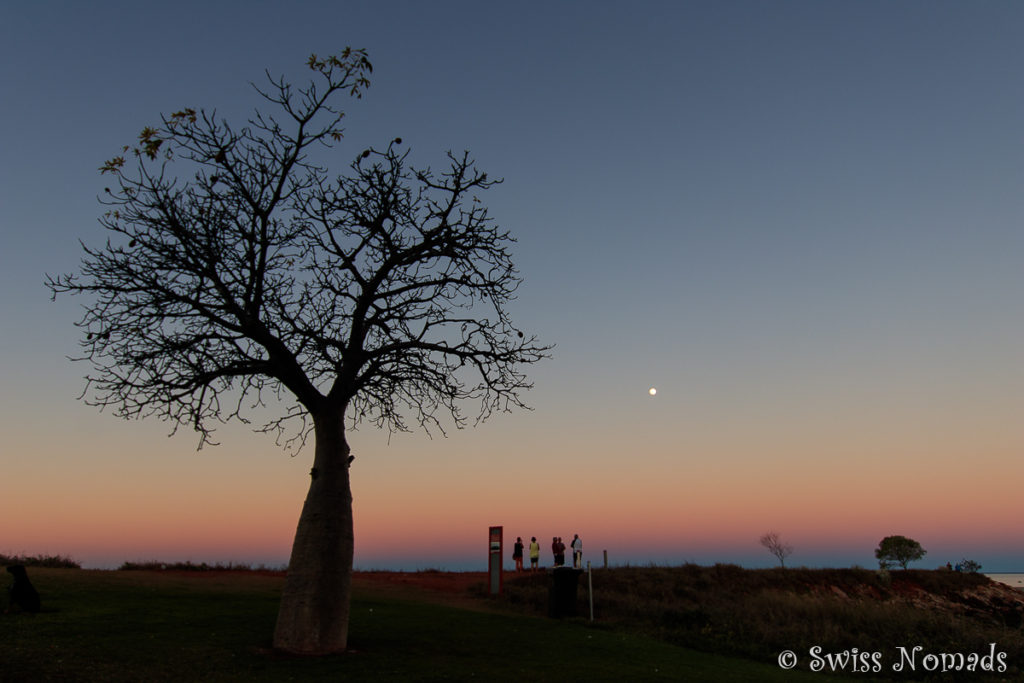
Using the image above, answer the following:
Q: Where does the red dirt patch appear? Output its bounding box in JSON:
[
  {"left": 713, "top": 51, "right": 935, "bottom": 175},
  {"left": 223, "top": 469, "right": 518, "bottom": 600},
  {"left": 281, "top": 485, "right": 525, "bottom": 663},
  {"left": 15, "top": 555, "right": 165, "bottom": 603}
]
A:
[
  {"left": 353, "top": 570, "right": 487, "bottom": 594},
  {"left": 131, "top": 568, "right": 493, "bottom": 606},
  {"left": 159, "top": 568, "right": 287, "bottom": 579},
  {"left": 127, "top": 568, "right": 488, "bottom": 593}
]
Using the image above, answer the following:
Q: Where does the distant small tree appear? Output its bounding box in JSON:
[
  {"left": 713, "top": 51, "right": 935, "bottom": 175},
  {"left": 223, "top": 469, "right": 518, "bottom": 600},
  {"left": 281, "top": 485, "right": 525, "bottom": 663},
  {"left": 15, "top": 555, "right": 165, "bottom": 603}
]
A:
[
  {"left": 874, "top": 535, "right": 926, "bottom": 570},
  {"left": 959, "top": 558, "right": 982, "bottom": 573},
  {"left": 759, "top": 531, "right": 794, "bottom": 568}
]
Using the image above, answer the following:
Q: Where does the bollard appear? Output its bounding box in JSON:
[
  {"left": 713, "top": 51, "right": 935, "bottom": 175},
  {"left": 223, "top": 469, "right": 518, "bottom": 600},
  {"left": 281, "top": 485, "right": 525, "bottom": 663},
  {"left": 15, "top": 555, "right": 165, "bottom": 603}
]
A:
[{"left": 588, "top": 561, "right": 594, "bottom": 621}]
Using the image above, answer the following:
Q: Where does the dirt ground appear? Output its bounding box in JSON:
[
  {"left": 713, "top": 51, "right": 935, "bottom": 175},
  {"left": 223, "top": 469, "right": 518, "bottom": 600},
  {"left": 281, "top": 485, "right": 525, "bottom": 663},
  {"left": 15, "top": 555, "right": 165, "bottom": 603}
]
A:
[
  {"left": 353, "top": 570, "right": 488, "bottom": 595},
  {"left": 156, "top": 568, "right": 495, "bottom": 606}
]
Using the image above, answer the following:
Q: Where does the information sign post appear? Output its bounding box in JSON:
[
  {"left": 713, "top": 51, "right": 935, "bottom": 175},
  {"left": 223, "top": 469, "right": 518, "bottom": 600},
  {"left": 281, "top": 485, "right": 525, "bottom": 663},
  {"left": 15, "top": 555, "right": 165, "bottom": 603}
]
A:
[{"left": 488, "top": 526, "right": 503, "bottom": 595}]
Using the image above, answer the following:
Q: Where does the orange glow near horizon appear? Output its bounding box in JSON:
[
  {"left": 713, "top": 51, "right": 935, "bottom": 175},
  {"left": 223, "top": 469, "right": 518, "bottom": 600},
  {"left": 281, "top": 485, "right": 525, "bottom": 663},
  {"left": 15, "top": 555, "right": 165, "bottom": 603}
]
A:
[{"left": 4, "top": 389, "right": 1024, "bottom": 570}]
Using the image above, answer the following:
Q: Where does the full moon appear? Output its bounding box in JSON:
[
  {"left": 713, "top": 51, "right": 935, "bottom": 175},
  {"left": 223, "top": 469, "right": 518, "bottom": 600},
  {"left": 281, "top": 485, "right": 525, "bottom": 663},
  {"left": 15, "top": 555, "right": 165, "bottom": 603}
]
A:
[{"left": 648, "top": 387, "right": 657, "bottom": 396}]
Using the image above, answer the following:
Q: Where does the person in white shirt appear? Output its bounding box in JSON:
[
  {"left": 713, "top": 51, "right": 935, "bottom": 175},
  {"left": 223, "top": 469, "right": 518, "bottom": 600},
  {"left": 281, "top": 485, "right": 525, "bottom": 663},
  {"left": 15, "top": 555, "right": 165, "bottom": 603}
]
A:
[{"left": 571, "top": 534, "right": 583, "bottom": 568}]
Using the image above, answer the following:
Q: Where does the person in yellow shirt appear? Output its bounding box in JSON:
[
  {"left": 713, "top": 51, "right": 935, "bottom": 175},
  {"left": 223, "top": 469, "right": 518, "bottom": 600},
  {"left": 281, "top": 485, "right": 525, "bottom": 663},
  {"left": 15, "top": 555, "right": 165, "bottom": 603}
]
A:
[{"left": 529, "top": 536, "right": 540, "bottom": 571}]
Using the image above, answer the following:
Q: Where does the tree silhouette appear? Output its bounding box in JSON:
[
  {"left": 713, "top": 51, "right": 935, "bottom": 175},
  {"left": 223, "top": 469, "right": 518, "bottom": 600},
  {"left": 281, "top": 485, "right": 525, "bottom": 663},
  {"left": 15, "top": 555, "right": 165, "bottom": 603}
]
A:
[
  {"left": 874, "top": 535, "right": 926, "bottom": 570},
  {"left": 47, "top": 49, "right": 550, "bottom": 654},
  {"left": 759, "top": 531, "right": 793, "bottom": 568}
]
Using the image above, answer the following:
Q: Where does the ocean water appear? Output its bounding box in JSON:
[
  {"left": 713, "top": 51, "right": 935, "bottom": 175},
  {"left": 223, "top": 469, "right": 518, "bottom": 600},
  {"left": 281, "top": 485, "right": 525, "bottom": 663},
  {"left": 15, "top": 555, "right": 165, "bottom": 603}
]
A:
[{"left": 985, "top": 573, "right": 1024, "bottom": 589}]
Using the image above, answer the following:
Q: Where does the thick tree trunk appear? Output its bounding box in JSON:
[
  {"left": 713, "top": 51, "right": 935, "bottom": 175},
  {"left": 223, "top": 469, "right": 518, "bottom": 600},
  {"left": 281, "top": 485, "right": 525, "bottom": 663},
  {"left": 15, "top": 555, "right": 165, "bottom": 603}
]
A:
[{"left": 273, "top": 411, "right": 354, "bottom": 654}]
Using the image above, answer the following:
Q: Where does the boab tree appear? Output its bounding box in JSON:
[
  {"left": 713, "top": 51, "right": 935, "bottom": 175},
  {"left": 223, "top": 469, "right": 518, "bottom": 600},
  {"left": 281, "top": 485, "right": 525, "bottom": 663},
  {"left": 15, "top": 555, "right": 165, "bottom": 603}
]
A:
[{"left": 46, "top": 50, "right": 550, "bottom": 654}]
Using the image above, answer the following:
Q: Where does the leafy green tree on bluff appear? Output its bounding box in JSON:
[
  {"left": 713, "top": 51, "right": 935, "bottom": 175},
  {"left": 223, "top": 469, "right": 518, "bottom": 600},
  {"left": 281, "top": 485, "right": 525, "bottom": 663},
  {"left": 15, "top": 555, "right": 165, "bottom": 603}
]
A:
[
  {"left": 46, "top": 50, "right": 550, "bottom": 655},
  {"left": 875, "top": 535, "right": 927, "bottom": 570}
]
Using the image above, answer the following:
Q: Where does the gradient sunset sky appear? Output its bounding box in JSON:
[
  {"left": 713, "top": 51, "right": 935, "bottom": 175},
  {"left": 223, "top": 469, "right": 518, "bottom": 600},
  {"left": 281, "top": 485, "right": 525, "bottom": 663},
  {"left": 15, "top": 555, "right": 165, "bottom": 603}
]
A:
[{"left": 2, "top": 1, "right": 1023, "bottom": 571}]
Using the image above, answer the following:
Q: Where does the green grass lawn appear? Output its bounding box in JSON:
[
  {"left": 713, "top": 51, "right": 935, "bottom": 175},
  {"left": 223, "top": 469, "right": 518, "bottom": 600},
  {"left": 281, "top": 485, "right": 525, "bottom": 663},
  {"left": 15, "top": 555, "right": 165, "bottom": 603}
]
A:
[{"left": 0, "top": 568, "right": 860, "bottom": 682}]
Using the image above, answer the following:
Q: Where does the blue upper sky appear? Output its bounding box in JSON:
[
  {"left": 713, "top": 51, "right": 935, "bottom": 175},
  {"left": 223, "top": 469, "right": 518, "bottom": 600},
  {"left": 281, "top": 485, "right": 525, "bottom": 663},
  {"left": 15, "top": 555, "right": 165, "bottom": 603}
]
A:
[{"left": 2, "top": 1, "right": 1023, "bottom": 570}]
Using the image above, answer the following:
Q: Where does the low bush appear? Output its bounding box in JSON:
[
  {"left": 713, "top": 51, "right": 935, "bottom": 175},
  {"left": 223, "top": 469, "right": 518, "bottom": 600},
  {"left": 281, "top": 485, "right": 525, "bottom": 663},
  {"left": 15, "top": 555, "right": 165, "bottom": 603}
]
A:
[
  {"left": 118, "top": 560, "right": 284, "bottom": 572},
  {"left": 0, "top": 552, "right": 80, "bottom": 569}
]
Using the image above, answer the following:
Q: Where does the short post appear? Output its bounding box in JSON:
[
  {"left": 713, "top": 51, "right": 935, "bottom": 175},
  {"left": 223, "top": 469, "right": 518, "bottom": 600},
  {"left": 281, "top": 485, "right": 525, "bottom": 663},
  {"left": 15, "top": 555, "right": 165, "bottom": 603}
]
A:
[{"left": 587, "top": 561, "right": 594, "bottom": 621}]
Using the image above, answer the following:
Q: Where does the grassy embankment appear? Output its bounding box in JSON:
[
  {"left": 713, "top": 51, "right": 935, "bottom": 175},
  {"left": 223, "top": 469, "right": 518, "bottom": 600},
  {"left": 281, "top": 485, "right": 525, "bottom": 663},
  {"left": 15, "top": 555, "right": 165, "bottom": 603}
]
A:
[
  {"left": 496, "top": 564, "right": 1024, "bottom": 680},
  {"left": 0, "top": 567, "right": 851, "bottom": 682}
]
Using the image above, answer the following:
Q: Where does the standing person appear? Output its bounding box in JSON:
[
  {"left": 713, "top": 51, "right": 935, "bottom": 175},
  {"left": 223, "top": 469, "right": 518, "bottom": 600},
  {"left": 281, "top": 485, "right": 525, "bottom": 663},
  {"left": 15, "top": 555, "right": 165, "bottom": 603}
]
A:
[
  {"left": 529, "top": 537, "right": 540, "bottom": 571},
  {"left": 551, "top": 537, "right": 560, "bottom": 567},
  {"left": 556, "top": 537, "right": 566, "bottom": 567},
  {"left": 571, "top": 534, "right": 583, "bottom": 568},
  {"left": 513, "top": 537, "right": 524, "bottom": 572}
]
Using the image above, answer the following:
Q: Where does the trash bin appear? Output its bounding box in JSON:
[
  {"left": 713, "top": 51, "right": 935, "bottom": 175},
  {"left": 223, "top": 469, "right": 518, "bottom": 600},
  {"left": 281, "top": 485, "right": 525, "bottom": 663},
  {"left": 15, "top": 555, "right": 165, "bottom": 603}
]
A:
[{"left": 548, "top": 567, "right": 584, "bottom": 618}]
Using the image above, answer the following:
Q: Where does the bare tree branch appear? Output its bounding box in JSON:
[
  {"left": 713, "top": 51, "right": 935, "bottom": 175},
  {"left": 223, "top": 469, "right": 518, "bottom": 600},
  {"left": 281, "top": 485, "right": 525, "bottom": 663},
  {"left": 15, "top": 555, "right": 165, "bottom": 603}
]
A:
[
  {"left": 47, "top": 49, "right": 551, "bottom": 449},
  {"left": 760, "top": 531, "right": 794, "bottom": 568}
]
